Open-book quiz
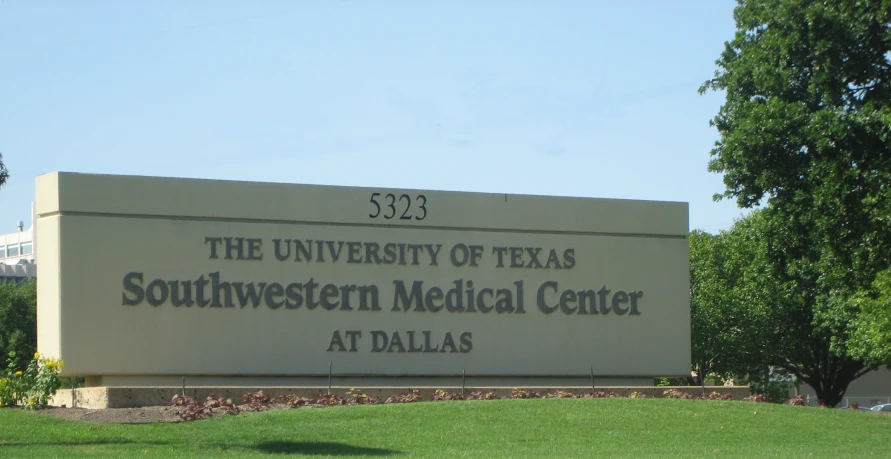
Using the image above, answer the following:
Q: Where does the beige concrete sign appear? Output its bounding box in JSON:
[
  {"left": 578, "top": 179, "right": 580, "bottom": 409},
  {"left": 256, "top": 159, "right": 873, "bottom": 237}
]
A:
[{"left": 36, "top": 172, "right": 690, "bottom": 384}]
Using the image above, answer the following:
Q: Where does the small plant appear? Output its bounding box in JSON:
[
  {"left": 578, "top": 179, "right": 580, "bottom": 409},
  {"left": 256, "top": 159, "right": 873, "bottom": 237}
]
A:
[
  {"left": 510, "top": 389, "right": 541, "bottom": 399},
  {"left": 432, "top": 389, "right": 465, "bottom": 401},
  {"left": 628, "top": 391, "right": 648, "bottom": 399},
  {"left": 205, "top": 393, "right": 241, "bottom": 415},
  {"left": 544, "top": 390, "right": 577, "bottom": 399},
  {"left": 744, "top": 394, "right": 768, "bottom": 403},
  {"left": 346, "top": 388, "right": 380, "bottom": 405},
  {"left": 171, "top": 395, "right": 208, "bottom": 421},
  {"left": 276, "top": 394, "right": 312, "bottom": 408},
  {"left": 240, "top": 390, "right": 272, "bottom": 411},
  {"left": 663, "top": 389, "right": 693, "bottom": 399},
  {"left": 316, "top": 393, "right": 347, "bottom": 406},
  {"left": 787, "top": 395, "right": 807, "bottom": 406},
  {"left": 466, "top": 391, "right": 500, "bottom": 400},
  {"left": 579, "top": 391, "right": 620, "bottom": 398},
  {"left": 696, "top": 391, "right": 733, "bottom": 401},
  {"left": 0, "top": 352, "right": 65, "bottom": 410},
  {"left": 170, "top": 393, "right": 240, "bottom": 421},
  {"left": 385, "top": 390, "right": 423, "bottom": 403},
  {"left": 656, "top": 377, "right": 672, "bottom": 387},
  {"left": 171, "top": 393, "right": 196, "bottom": 407}
]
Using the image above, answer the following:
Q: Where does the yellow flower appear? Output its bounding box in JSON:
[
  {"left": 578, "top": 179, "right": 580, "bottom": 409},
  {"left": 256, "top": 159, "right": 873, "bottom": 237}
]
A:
[
  {"left": 44, "top": 359, "right": 64, "bottom": 372},
  {"left": 15, "top": 371, "right": 22, "bottom": 376},
  {"left": 34, "top": 352, "right": 40, "bottom": 359},
  {"left": 0, "top": 379, "right": 7, "bottom": 387},
  {"left": 27, "top": 396, "right": 36, "bottom": 406}
]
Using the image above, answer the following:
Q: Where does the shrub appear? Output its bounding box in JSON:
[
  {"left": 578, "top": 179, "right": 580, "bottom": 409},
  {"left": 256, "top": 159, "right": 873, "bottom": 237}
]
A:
[
  {"left": 346, "top": 388, "right": 380, "bottom": 405},
  {"left": 275, "top": 394, "right": 312, "bottom": 408},
  {"left": 663, "top": 389, "right": 693, "bottom": 399},
  {"left": 432, "top": 389, "right": 465, "bottom": 401},
  {"left": 787, "top": 395, "right": 807, "bottom": 406},
  {"left": 744, "top": 394, "right": 768, "bottom": 403},
  {"left": 385, "top": 390, "right": 423, "bottom": 403},
  {"left": 544, "top": 390, "right": 577, "bottom": 399},
  {"left": 510, "top": 389, "right": 541, "bottom": 399},
  {"left": 204, "top": 393, "right": 240, "bottom": 415},
  {"left": 628, "top": 391, "right": 647, "bottom": 399},
  {"left": 465, "top": 391, "right": 500, "bottom": 400},
  {"left": 240, "top": 390, "right": 272, "bottom": 411},
  {"left": 171, "top": 393, "right": 240, "bottom": 421},
  {"left": 764, "top": 381, "right": 794, "bottom": 403},
  {"left": 316, "top": 393, "right": 347, "bottom": 406},
  {"left": 0, "top": 351, "right": 64, "bottom": 410},
  {"left": 579, "top": 391, "right": 620, "bottom": 398},
  {"left": 696, "top": 391, "right": 733, "bottom": 401}
]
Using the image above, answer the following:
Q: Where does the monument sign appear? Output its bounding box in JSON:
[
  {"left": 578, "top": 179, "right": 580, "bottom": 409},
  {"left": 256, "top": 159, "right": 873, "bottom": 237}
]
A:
[{"left": 36, "top": 172, "right": 690, "bottom": 387}]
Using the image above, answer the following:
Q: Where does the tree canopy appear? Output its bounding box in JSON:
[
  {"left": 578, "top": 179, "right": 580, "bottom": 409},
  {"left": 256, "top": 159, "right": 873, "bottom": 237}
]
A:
[{"left": 701, "top": 0, "right": 891, "bottom": 294}]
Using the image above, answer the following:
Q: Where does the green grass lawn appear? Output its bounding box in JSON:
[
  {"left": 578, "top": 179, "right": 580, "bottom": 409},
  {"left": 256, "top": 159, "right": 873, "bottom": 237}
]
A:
[{"left": 2, "top": 398, "right": 889, "bottom": 458}]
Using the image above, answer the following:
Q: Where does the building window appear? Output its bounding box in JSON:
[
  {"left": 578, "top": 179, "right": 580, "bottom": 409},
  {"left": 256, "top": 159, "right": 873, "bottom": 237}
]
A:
[
  {"left": 21, "top": 241, "right": 32, "bottom": 256},
  {"left": 0, "top": 246, "right": 4, "bottom": 258},
  {"left": 6, "top": 244, "right": 18, "bottom": 257}
]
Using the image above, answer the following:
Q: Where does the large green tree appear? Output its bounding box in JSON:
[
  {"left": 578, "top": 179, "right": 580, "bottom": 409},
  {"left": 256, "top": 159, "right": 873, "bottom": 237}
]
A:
[{"left": 699, "top": 0, "right": 891, "bottom": 405}]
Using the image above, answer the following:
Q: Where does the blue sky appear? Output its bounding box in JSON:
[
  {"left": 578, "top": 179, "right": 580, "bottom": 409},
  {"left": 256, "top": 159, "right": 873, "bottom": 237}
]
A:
[{"left": 0, "top": 1, "right": 750, "bottom": 233}]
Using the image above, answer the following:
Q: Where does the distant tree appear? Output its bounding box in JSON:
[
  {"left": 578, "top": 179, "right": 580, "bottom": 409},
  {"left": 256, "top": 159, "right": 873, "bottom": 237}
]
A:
[
  {"left": 0, "top": 153, "right": 8, "bottom": 190},
  {"left": 0, "top": 280, "right": 37, "bottom": 371},
  {"left": 699, "top": 0, "right": 891, "bottom": 404}
]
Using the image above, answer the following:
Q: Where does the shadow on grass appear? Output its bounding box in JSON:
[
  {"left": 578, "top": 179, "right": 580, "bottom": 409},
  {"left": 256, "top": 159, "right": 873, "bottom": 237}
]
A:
[{"left": 253, "top": 441, "right": 400, "bottom": 456}]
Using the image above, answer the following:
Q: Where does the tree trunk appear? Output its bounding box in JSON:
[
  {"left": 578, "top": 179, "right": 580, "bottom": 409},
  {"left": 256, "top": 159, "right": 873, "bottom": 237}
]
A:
[{"left": 799, "top": 357, "right": 869, "bottom": 407}]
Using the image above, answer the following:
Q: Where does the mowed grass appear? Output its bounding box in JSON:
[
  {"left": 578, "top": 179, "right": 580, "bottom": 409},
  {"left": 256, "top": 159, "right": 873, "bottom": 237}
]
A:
[{"left": 2, "top": 398, "right": 890, "bottom": 458}]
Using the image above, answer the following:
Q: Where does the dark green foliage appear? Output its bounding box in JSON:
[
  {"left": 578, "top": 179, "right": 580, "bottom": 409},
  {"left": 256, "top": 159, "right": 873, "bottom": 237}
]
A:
[
  {"left": 701, "top": 0, "right": 891, "bottom": 297},
  {"left": 0, "top": 280, "right": 37, "bottom": 371}
]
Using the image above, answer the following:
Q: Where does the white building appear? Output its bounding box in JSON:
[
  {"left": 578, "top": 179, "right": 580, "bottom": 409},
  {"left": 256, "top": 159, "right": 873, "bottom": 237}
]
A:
[{"left": 0, "top": 202, "right": 36, "bottom": 279}]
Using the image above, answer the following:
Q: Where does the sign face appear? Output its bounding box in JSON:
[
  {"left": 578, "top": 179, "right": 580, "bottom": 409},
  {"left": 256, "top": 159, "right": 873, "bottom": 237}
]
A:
[{"left": 36, "top": 172, "right": 690, "bottom": 379}]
